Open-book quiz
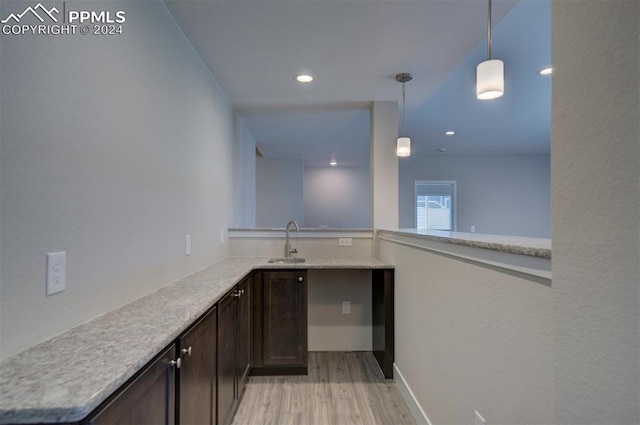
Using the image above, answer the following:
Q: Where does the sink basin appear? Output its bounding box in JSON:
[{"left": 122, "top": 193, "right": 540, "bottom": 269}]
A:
[{"left": 267, "top": 257, "right": 306, "bottom": 264}]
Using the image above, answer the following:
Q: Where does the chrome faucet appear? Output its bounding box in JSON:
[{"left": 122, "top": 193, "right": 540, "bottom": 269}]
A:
[{"left": 284, "top": 220, "right": 300, "bottom": 258}]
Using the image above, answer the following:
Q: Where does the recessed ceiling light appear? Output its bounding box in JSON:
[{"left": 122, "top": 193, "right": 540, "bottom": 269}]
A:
[
  {"left": 294, "top": 74, "right": 314, "bottom": 83},
  {"left": 330, "top": 159, "right": 337, "bottom": 166},
  {"left": 444, "top": 131, "right": 455, "bottom": 136},
  {"left": 538, "top": 67, "right": 553, "bottom": 76}
]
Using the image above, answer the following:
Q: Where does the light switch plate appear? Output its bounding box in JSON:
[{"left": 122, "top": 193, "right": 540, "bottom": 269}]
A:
[
  {"left": 338, "top": 238, "right": 352, "bottom": 247},
  {"left": 46, "top": 251, "right": 66, "bottom": 295}
]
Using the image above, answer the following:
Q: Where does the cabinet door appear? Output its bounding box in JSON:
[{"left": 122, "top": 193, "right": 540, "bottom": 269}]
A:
[
  {"left": 218, "top": 290, "right": 237, "bottom": 425},
  {"left": 236, "top": 277, "right": 251, "bottom": 392},
  {"left": 89, "top": 345, "right": 176, "bottom": 425},
  {"left": 262, "top": 271, "right": 307, "bottom": 367},
  {"left": 178, "top": 307, "right": 216, "bottom": 425}
]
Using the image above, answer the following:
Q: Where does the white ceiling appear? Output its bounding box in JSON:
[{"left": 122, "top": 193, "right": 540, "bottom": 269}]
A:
[{"left": 165, "top": 0, "right": 550, "bottom": 161}]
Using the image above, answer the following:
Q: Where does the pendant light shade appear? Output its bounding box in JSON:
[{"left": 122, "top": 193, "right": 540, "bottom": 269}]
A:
[
  {"left": 476, "top": 0, "right": 504, "bottom": 100},
  {"left": 397, "top": 137, "right": 411, "bottom": 157},
  {"left": 476, "top": 59, "right": 504, "bottom": 100},
  {"left": 396, "top": 73, "right": 413, "bottom": 157}
]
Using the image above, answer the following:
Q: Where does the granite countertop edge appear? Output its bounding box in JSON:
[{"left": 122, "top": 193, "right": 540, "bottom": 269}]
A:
[
  {"left": 228, "top": 227, "right": 374, "bottom": 232},
  {"left": 377, "top": 229, "right": 552, "bottom": 259},
  {"left": 0, "top": 256, "right": 393, "bottom": 424}
]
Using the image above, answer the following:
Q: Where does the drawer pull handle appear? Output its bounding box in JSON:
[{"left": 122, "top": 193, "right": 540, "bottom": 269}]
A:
[{"left": 298, "top": 276, "right": 303, "bottom": 282}]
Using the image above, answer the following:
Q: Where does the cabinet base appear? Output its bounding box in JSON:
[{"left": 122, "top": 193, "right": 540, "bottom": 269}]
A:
[{"left": 249, "top": 366, "right": 308, "bottom": 376}]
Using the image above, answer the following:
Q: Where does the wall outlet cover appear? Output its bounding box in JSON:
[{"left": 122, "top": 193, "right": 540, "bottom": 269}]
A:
[
  {"left": 338, "top": 238, "right": 353, "bottom": 247},
  {"left": 185, "top": 234, "right": 191, "bottom": 256},
  {"left": 342, "top": 301, "right": 351, "bottom": 314}
]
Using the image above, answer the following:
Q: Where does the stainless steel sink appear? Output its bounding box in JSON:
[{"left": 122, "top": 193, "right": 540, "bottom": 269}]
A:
[{"left": 267, "top": 257, "right": 306, "bottom": 264}]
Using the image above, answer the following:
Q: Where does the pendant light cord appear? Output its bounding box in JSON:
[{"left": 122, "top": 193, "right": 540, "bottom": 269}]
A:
[
  {"left": 402, "top": 82, "right": 406, "bottom": 136},
  {"left": 395, "top": 72, "right": 412, "bottom": 137},
  {"left": 487, "top": 0, "right": 492, "bottom": 59}
]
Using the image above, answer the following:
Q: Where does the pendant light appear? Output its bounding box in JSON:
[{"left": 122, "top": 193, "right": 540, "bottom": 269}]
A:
[
  {"left": 396, "top": 73, "right": 413, "bottom": 157},
  {"left": 476, "top": 0, "right": 504, "bottom": 100}
]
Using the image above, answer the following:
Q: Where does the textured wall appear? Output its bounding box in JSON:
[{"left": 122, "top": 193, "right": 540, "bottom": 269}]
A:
[
  {"left": 255, "top": 158, "right": 304, "bottom": 227},
  {"left": 0, "top": 1, "right": 254, "bottom": 358},
  {"left": 399, "top": 153, "right": 551, "bottom": 237},
  {"left": 233, "top": 116, "right": 257, "bottom": 228},
  {"left": 371, "top": 101, "right": 399, "bottom": 229},
  {"left": 377, "top": 238, "right": 554, "bottom": 424},
  {"left": 552, "top": 1, "right": 640, "bottom": 423},
  {"left": 303, "top": 164, "right": 371, "bottom": 228}
]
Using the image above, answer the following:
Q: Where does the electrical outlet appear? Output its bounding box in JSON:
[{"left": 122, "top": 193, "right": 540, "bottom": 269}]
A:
[
  {"left": 342, "top": 301, "right": 351, "bottom": 314},
  {"left": 474, "top": 410, "right": 486, "bottom": 425},
  {"left": 471, "top": 225, "right": 476, "bottom": 233},
  {"left": 185, "top": 235, "right": 191, "bottom": 256},
  {"left": 338, "top": 238, "right": 352, "bottom": 247},
  {"left": 220, "top": 229, "right": 225, "bottom": 245},
  {"left": 46, "top": 251, "right": 66, "bottom": 295}
]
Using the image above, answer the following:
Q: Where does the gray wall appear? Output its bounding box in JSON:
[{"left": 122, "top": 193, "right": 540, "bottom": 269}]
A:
[
  {"left": 303, "top": 164, "right": 371, "bottom": 228},
  {"left": 552, "top": 1, "right": 639, "bottom": 423},
  {"left": 255, "top": 158, "right": 304, "bottom": 227},
  {"left": 256, "top": 159, "right": 372, "bottom": 228},
  {"left": 0, "top": 1, "right": 255, "bottom": 358},
  {"left": 399, "top": 153, "right": 551, "bottom": 237},
  {"left": 377, "top": 237, "right": 554, "bottom": 424},
  {"left": 233, "top": 116, "right": 257, "bottom": 227}
]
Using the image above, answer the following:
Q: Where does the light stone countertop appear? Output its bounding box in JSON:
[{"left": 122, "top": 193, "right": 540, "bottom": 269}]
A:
[
  {"left": 228, "top": 227, "right": 374, "bottom": 232},
  {"left": 0, "top": 256, "right": 393, "bottom": 424},
  {"left": 378, "top": 229, "right": 552, "bottom": 259}
]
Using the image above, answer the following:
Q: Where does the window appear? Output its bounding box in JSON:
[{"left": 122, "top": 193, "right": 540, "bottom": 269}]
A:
[{"left": 415, "top": 181, "right": 456, "bottom": 231}]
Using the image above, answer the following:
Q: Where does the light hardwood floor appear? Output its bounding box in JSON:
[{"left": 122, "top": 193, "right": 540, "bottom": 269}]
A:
[{"left": 232, "top": 352, "right": 415, "bottom": 425}]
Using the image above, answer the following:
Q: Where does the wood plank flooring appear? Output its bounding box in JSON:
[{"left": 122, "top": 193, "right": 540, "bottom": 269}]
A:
[{"left": 232, "top": 352, "right": 415, "bottom": 425}]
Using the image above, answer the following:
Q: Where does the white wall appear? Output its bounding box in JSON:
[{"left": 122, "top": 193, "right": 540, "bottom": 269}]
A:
[
  {"left": 399, "top": 153, "right": 551, "bottom": 237},
  {"left": 552, "top": 1, "right": 639, "bottom": 423},
  {"left": 0, "top": 1, "right": 255, "bottom": 358},
  {"left": 371, "top": 101, "right": 399, "bottom": 229},
  {"left": 233, "top": 116, "right": 257, "bottom": 228},
  {"left": 303, "top": 164, "right": 371, "bottom": 228},
  {"left": 255, "top": 158, "right": 304, "bottom": 227},
  {"left": 377, "top": 237, "right": 554, "bottom": 424}
]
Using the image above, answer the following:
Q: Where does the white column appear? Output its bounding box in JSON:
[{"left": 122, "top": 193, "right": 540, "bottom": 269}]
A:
[{"left": 370, "top": 101, "right": 399, "bottom": 231}]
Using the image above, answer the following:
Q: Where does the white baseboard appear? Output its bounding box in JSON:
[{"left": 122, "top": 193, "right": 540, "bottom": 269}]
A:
[{"left": 394, "top": 363, "right": 433, "bottom": 425}]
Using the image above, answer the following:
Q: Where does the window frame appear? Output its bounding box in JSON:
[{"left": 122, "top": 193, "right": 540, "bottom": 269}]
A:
[{"left": 414, "top": 180, "right": 457, "bottom": 231}]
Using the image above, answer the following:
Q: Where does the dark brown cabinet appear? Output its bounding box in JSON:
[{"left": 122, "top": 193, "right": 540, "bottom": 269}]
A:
[
  {"left": 88, "top": 345, "right": 177, "bottom": 425},
  {"left": 217, "top": 289, "right": 237, "bottom": 425},
  {"left": 89, "top": 307, "right": 219, "bottom": 425},
  {"left": 251, "top": 270, "right": 307, "bottom": 375},
  {"left": 236, "top": 277, "right": 251, "bottom": 391},
  {"left": 178, "top": 307, "right": 216, "bottom": 425},
  {"left": 87, "top": 278, "right": 252, "bottom": 425},
  {"left": 372, "top": 268, "right": 395, "bottom": 379},
  {"left": 217, "top": 277, "right": 251, "bottom": 425}
]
